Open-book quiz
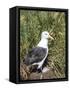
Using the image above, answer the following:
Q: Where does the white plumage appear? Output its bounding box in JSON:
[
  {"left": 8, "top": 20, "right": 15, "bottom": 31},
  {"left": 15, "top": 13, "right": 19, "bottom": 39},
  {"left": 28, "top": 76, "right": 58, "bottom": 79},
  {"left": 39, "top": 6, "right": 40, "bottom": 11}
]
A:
[{"left": 25, "top": 31, "right": 54, "bottom": 74}]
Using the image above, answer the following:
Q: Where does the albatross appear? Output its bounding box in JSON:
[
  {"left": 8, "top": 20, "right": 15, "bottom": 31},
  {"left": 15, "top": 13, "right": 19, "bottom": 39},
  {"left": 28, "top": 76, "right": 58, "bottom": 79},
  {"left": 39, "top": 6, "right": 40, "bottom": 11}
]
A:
[{"left": 24, "top": 31, "right": 54, "bottom": 78}]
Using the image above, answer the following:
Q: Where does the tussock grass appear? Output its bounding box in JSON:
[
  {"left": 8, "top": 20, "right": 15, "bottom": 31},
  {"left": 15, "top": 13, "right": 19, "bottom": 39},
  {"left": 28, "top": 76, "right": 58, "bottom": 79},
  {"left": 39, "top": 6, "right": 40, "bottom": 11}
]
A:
[{"left": 20, "top": 10, "right": 66, "bottom": 78}]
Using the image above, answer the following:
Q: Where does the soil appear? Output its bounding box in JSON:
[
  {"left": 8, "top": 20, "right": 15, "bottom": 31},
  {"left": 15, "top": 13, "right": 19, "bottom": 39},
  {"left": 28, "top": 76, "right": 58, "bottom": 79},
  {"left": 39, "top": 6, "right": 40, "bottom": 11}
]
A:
[{"left": 20, "top": 63, "right": 57, "bottom": 80}]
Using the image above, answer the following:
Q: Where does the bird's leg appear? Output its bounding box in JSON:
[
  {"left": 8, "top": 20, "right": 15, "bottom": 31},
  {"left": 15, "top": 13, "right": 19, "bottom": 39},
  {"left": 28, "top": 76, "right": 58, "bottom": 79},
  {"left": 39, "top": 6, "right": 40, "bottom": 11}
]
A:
[{"left": 40, "top": 67, "right": 43, "bottom": 79}]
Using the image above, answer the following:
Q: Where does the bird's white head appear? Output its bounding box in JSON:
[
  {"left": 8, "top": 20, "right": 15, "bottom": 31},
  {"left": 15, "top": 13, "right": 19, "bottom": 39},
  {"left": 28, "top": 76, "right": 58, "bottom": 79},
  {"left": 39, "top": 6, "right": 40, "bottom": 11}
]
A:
[{"left": 41, "top": 31, "right": 54, "bottom": 40}]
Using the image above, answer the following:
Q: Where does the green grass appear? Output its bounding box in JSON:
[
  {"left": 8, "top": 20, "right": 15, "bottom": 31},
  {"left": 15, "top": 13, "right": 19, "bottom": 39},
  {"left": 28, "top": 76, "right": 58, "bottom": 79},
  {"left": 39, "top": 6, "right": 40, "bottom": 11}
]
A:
[{"left": 20, "top": 10, "right": 66, "bottom": 78}]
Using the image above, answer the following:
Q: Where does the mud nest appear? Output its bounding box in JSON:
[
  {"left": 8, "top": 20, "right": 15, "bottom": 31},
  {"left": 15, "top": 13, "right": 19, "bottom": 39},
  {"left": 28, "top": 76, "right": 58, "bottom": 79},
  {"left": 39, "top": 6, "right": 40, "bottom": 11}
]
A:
[{"left": 20, "top": 63, "right": 57, "bottom": 80}]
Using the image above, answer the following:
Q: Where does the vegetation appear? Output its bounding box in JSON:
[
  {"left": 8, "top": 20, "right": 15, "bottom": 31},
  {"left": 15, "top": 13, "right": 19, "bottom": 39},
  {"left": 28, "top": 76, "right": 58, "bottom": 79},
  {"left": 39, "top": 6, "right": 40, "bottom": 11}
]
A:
[{"left": 20, "top": 10, "right": 66, "bottom": 78}]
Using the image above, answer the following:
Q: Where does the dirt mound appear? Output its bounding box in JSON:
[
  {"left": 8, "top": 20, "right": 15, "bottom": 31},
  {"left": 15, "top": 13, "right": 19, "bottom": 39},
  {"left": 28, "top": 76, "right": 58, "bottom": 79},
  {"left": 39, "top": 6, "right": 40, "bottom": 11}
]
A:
[{"left": 20, "top": 63, "right": 57, "bottom": 80}]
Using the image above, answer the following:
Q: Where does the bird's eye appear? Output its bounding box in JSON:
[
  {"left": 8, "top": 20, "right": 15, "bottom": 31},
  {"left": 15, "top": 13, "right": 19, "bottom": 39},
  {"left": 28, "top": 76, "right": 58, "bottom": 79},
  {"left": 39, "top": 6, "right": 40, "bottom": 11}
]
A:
[{"left": 45, "top": 34, "right": 47, "bottom": 35}]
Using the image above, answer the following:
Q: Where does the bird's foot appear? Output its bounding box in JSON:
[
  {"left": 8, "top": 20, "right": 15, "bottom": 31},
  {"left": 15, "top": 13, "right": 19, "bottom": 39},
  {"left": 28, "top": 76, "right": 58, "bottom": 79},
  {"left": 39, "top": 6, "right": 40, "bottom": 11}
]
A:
[{"left": 40, "top": 74, "right": 43, "bottom": 79}]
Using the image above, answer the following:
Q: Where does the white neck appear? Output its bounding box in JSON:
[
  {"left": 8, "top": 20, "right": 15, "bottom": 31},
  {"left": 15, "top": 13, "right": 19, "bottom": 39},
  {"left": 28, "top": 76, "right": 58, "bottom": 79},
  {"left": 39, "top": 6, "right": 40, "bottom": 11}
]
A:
[{"left": 37, "top": 38, "right": 48, "bottom": 48}]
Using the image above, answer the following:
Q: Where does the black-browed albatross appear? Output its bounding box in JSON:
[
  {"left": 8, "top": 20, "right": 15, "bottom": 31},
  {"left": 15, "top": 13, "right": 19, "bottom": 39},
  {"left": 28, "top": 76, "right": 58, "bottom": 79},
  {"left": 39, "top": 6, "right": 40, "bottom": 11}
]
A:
[{"left": 24, "top": 31, "right": 54, "bottom": 78}]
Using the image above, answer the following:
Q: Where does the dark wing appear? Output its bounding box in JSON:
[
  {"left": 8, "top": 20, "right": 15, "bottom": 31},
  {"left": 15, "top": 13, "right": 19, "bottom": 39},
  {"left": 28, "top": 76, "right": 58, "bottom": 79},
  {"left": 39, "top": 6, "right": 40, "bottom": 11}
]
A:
[{"left": 24, "top": 47, "right": 47, "bottom": 65}]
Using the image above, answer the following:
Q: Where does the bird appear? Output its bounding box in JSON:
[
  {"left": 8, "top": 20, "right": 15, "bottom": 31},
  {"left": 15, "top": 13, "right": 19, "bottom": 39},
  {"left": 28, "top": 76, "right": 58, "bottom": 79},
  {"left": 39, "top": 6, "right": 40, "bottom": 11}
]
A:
[{"left": 24, "top": 31, "right": 54, "bottom": 79}]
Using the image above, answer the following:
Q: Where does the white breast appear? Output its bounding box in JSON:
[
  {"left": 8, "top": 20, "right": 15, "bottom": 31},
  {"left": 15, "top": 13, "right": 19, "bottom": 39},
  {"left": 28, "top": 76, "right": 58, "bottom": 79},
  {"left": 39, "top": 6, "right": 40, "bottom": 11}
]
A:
[{"left": 37, "top": 38, "right": 48, "bottom": 48}]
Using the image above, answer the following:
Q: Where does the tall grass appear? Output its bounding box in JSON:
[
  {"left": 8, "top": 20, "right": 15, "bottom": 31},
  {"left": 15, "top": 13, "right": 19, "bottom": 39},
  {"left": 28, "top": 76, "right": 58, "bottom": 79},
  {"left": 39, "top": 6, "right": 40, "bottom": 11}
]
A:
[{"left": 20, "top": 10, "right": 66, "bottom": 78}]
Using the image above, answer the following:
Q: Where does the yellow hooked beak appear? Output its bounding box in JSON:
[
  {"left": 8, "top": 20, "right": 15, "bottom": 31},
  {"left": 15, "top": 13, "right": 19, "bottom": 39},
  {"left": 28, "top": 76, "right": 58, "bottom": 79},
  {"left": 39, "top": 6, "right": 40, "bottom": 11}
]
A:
[{"left": 49, "top": 35, "right": 54, "bottom": 40}]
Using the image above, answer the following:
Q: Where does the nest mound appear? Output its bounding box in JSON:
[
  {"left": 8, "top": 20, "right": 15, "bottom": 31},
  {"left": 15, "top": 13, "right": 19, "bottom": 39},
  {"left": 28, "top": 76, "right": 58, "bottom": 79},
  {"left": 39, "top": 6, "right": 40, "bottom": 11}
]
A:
[{"left": 20, "top": 63, "right": 57, "bottom": 80}]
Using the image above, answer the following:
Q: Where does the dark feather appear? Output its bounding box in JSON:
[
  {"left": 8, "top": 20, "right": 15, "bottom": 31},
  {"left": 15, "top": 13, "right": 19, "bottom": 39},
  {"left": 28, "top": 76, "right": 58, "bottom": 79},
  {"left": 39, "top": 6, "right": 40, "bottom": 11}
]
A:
[{"left": 24, "top": 47, "right": 47, "bottom": 65}]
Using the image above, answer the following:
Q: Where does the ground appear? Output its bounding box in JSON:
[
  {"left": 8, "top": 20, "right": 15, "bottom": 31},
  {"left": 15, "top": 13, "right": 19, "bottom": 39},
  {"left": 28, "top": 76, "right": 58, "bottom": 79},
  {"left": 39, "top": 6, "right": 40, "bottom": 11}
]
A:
[{"left": 20, "top": 63, "right": 58, "bottom": 80}]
